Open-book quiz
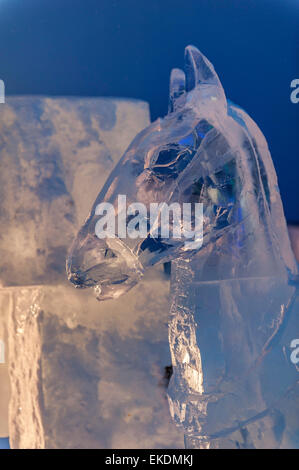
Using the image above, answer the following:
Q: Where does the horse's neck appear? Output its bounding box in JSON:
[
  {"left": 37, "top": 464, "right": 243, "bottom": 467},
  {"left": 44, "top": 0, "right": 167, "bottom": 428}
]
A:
[
  {"left": 168, "top": 257, "right": 298, "bottom": 442},
  {"left": 170, "top": 254, "right": 296, "bottom": 392}
]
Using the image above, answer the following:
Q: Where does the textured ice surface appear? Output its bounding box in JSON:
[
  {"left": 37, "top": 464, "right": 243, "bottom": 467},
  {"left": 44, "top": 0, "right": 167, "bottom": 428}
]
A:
[
  {"left": 0, "top": 96, "right": 149, "bottom": 286},
  {"left": 0, "top": 293, "right": 10, "bottom": 438},
  {"left": 5, "top": 272, "right": 183, "bottom": 449},
  {"left": 68, "top": 46, "right": 299, "bottom": 448}
]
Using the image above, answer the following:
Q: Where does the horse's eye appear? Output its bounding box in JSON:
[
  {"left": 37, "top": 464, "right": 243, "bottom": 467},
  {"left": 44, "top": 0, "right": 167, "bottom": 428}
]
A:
[
  {"left": 152, "top": 144, "right": 195, "bottom": 179},
  {"left": 155, "top": 145, "right": 182, "bottom": 165}
]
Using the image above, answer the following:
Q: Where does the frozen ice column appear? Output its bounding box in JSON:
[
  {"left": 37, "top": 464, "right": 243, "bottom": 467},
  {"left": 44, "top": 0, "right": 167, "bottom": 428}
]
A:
[{"left": 67, "top": 46, "right": 299, "bottom": 448}]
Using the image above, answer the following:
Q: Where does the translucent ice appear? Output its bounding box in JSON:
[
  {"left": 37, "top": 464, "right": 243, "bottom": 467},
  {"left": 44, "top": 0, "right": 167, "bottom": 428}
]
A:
[
  {"left": 0, "top": 96, "right": 149, "bottom": 286},
  {"left": 67, "top": 46, "right": 299, "bottom": 448}
]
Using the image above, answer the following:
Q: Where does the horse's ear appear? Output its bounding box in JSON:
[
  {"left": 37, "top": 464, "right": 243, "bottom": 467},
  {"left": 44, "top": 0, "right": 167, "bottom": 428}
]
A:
[
  {"left": 184, "top": 45, "right": 223, "bottom": 92},
  {"left": 168, "top": 68, "right": 185, "bottom": 113}
]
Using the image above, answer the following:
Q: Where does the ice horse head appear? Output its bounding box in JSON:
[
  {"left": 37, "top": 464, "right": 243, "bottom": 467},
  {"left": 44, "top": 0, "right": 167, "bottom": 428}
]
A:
[{"left": 67, "top": 46, "right": 298, "bottom": 448}]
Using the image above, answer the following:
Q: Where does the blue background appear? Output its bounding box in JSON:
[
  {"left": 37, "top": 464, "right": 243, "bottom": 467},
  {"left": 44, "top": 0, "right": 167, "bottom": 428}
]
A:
[
  {"left": 0, "top": 438, "right": 9, "bottom": 449},
  {"left": 0, "top": 0, "right": 298, "bottom": 221}
]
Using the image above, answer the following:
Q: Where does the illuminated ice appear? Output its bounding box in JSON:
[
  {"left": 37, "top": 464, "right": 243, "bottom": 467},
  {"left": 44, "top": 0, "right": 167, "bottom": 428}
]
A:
[{"left": 67, "top": 46, "right": 299, "bottom": 448}]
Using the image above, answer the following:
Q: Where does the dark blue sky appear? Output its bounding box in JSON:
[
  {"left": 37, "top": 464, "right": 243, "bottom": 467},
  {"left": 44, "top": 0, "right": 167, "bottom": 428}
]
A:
[
  {"left": 0, "top": 438, "right": 9, "bottom": 449},
  {"left": 0, "top": 0, "right": 298, "bottom": 221}
]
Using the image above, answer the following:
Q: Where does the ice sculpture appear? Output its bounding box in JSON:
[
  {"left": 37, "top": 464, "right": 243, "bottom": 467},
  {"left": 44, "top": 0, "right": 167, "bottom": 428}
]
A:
[{"left": 67, "top": 46, "right": 299, "bottom": 448}]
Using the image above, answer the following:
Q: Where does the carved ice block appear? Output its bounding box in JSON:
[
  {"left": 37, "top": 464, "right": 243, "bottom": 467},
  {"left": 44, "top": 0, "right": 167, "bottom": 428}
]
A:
[
  {"left": 0, "top": 97, "right": 150, "bottom": 286},
  {"left": 0, "top": 292, "right": 10, "bottom": 437},
  {"left": 0, "top": 97, "right": 183, "bottom": 448},
  {"left": 6, "top": 278, "right": 183, "bottom": 449}
]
